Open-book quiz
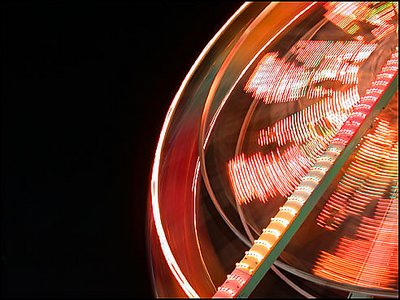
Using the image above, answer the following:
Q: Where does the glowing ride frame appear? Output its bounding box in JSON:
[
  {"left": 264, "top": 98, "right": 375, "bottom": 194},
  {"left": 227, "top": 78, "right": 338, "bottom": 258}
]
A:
[
  {"left": 149, "top": 3, "right": 250, "bottom": 298},
  {"left": 149, "top": 2, "right": 399, "bottom": 298}
]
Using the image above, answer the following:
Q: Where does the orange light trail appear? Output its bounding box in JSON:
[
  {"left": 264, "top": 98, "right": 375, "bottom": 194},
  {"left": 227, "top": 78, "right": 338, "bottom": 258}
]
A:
[{"left": 150, "top": 3, "right": 250, "bottom": 297}]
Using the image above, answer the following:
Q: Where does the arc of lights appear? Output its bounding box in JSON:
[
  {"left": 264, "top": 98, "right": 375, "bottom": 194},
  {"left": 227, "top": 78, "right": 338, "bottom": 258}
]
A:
[{"left": 150, "top": 3, "right": 250, "bottom": 298}]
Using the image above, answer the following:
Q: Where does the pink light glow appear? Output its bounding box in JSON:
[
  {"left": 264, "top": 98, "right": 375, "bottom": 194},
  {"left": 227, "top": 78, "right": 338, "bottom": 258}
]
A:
[{"left": 230, "top": 40, "right": 378, "bottom": 206}]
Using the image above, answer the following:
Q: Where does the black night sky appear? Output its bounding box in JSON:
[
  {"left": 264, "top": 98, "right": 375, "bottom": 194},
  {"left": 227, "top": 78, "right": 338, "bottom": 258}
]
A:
[{"left": 2, "top": 2, "right": 242, "bottom": 298}]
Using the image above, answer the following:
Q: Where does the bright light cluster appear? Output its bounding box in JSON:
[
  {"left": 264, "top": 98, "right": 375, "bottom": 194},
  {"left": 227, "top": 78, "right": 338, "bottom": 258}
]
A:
[
  {"left": 258, "top": 86, "right": 360, "bottom": 147},
  {"left": 228, "top": 145, "right": 320, "bottom": 203},
  {"left": 294, "top": 41, "right": 377, "bottom": 67},
  {"left": 324, "top": 2, "right": 398, "bottom": 39},
  {"left": 229, "top": 40, "right": 378, "bottom": 205},
  {"left": 245, "top": 41, "right": 376, "bottom": 104},
  {"left": 244, "top": 52, "right": 312, "bottom": 103}
]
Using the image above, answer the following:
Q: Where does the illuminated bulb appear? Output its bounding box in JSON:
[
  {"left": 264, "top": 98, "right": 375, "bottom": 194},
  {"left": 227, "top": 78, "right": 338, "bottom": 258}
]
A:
[
  {"left": 254, "top": 239, "right": 272, "bottom": 249},
  {"left": 279, "top": 206, "right": 298, "bottom": 216},
  {"left": 271, "top": 217, "right": 290, "bottom": 227},
  {"left": 263, "top": 228, "right": 282, "bottom": 238}
]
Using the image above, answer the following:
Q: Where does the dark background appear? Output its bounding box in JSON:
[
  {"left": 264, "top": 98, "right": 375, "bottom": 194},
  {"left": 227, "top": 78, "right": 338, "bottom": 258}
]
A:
[{"left": 2, "top": 1, "right": 242, "bottom": 298}]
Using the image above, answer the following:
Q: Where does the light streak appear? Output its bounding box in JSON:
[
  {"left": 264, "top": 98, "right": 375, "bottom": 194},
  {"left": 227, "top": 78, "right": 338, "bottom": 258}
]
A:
[
  {"left": 323, "top": 2, "right": 398, "bottom": 40},
  {"left": 230, "top": 40, "right": 378, "bottom": 205},
  {"left": 245, "top": 41, "right": 375, "bottom": 105},
  {"left": 150, "top": 3, "right": 250, "bottom": 297}
]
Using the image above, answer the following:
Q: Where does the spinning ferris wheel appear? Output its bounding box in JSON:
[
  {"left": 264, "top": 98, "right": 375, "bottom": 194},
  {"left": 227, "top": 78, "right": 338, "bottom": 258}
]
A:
[{"left": 147, "top": 2, "right": 398, "bottom": 298}]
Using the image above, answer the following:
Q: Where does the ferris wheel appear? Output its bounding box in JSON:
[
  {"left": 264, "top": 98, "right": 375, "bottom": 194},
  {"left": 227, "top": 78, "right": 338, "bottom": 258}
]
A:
[{"left": 148, "top": 2, "right": 398, "bottom": 298}]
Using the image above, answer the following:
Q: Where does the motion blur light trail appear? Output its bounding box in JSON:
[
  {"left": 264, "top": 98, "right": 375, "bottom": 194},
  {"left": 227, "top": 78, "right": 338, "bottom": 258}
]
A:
[
  {"left": 148, "top": 2, "right": 398, "bottom": 298},
  {"left": 229, "top": 40, "right": 376, "bottom": 205}
]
